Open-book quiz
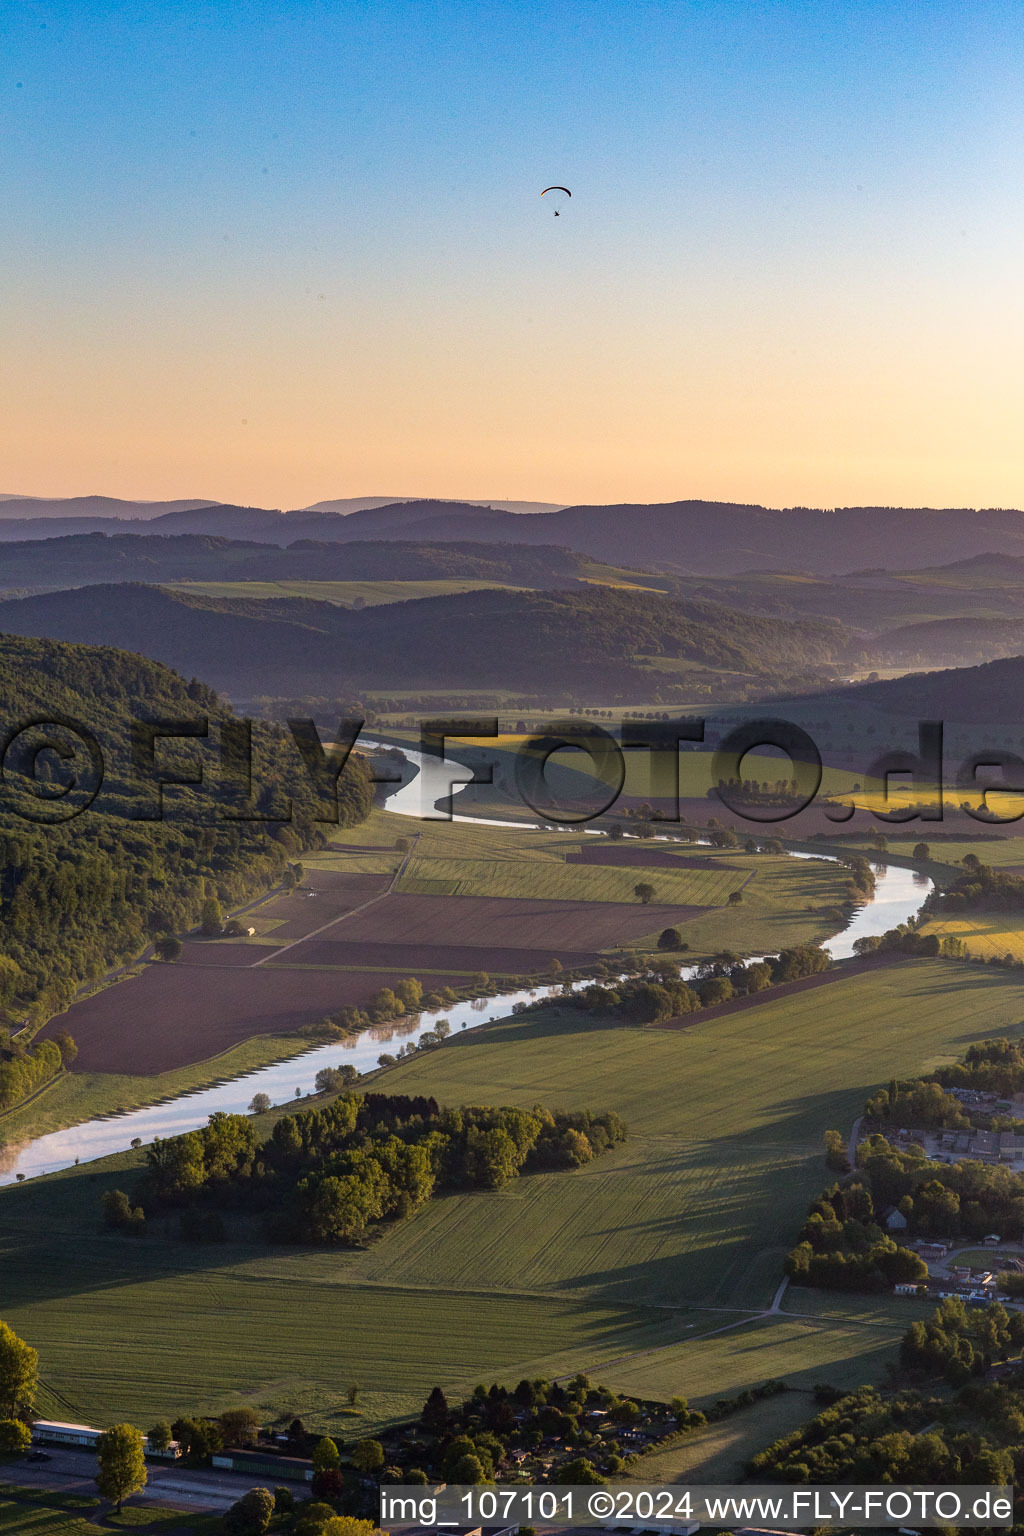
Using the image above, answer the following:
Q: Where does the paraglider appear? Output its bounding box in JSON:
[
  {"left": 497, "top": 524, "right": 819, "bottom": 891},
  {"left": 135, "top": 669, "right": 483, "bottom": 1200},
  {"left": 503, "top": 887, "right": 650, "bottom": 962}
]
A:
[{"left": 541, "top": 186, "right": 571, "bottom": 216}]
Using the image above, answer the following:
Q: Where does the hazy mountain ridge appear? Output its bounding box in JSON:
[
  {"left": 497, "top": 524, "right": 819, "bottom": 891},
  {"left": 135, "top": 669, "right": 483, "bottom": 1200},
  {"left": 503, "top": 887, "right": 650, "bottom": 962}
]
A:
[
  {"left": 4, "top": 496, "right": 1024, "bottom": 576},
  {"left": 0, "top": 532, "right": 596, "bottom": 590},
  {"left": 0, "top": 495, "right": 218, "bottom": 518},
  {"left": 0, "top": 581, "right": 860, "bottom": 701}
]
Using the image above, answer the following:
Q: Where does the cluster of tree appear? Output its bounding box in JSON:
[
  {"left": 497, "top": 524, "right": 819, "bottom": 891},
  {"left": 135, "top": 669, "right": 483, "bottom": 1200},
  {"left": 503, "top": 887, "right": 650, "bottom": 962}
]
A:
[
  {"left": 785, "top": 1171, "right": 928, "bottom": 1293},
  {"left": 853, "top": 925, "right": 943, "bottom": 958},
  {"left": 936, "top": 1037, "right": 1024, "bottom": 1098},
  {"left": 313, "top": 975, "right": 505, "bottom": 1045},
  {"left": 711, "top": 776, "right": 808, "bottom": 808},
  {"left": 748, "top": 1379, "right": 1017, "bottom": 1486},
  {"left": 102, "top": 1187, "right": 147, "bottom": 1235},
  {"left": 864, "top": 1076, "right": 972, "bottom": 1130},
  {"left": 136, "top": 1094, "right": 627, "bottom": 1245},
  {"left": 0, "top": 1033, "right": 75, "bottom": 1110},
  {"left": 927, "top": 857, "right": 1024, "bottom": 916},
  {"left": 863, "top": 1043, "right": 1024, "bottom": 1134},
  {"left": 900, "top": 1294, "right": 1024, "bottom": 1385},
  {"left": 859, "top": 1134, "right": 1024, "bottom": 1241},
  {"left": 405, "top": 1374, "right": 784, "bottom": 1487},
  {"left": 557, "top": 944, "right": 831, "bottom": 1026},
  {"left": 0, "top": 1317, "right": 38, "bottom": 1421},
  {"left": 0, "top": 632, "right": 373, "bottom": 1025},
  {"left": 788, "top": 1135, "right": 1024, "bottom": 1292}
]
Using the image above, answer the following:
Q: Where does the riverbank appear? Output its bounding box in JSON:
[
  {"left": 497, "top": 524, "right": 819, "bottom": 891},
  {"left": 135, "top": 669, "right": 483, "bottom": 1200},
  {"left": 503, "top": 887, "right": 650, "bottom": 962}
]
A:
[{"left": 0, "top": 745, "right": 934, "bottom": 1185}]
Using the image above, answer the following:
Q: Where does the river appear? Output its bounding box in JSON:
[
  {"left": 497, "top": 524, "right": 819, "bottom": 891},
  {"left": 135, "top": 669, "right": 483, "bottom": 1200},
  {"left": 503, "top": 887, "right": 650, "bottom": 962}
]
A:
[{"left": 0, "top": 742, "right": 931, "bottom": 1185}]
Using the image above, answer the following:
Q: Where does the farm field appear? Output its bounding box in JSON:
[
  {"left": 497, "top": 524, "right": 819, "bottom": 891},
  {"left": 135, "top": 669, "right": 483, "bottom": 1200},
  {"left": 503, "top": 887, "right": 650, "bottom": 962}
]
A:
[
  {"left": 287, "top": 891, "right": 699, "bottom": 960},
  {"left": 623, "top": 1388, "right": 819, "bottom": 1483},
  {"left": 0, "top": 1152, "right": 690, "bottom": 1431},
  {"left": 920, "top": 914, "right": 1024, "bottom": 961},
  {"left": 14, "top": 813, "right": 848, "bottom": 1131},
  {"left": 599, "top": 1305, "right": 914, "bottom": 1402},
  {"left": 397, "top": 854, "right": 742, "bottom": 905},
  {"left": 35, "top": 962, "right": 468, "bottom": 1075},
  {"left": 168, "top": 578, "right": 526, "bottom": 606},
  {"left": 6, "top": 959, "right": 1024, "bottom": 1436}
]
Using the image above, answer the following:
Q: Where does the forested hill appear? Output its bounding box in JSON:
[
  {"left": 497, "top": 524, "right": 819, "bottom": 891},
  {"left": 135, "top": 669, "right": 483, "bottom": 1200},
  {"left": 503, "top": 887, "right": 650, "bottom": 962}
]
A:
[
  {"left": 0, "top": 532, "right": 592, "bottom": 590},
  {"left": 0, "top": 632, "right": 372, "bottom": 1019},
  {"left": 0, "top": 583, "right": 860, "bottom": 700},
  {"left": 6, "top": 497, "right": 1024, "bottom": 576},
  {"left": 826, "top": 653, "right": 1024, "bottom": 724}
]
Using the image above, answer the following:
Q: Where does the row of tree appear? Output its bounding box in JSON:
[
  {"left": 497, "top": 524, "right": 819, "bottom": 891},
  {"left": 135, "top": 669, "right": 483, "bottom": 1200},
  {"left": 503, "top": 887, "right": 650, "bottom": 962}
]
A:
[{"left": 544, "top": 943, "right": 832, "bottom": 1026}]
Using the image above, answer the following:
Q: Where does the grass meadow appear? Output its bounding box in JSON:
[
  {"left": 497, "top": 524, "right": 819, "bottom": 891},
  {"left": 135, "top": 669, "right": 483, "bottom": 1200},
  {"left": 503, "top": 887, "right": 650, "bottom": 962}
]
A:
[{"left": 3, "top": 959, "right": 1024, "bottom": 1435}]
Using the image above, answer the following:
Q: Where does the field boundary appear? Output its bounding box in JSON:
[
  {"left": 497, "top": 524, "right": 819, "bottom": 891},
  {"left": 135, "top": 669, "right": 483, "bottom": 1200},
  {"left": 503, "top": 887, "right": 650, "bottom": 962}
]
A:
[{"left": 653, "top": 952, "right": 903, "bottom": 1030}]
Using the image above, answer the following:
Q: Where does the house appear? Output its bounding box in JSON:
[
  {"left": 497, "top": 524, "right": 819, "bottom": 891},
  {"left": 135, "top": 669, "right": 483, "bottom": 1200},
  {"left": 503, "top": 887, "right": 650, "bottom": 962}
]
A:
[
  {"left": 984, "top": 1233, "right": 1002, "bottom": 1246},
  {"left": 918, "top": 1242, "right": 948, "bottom": 1260},
  {"left": 894, "top": 1282, "right": 925, "bottom": 1296},
  {"left": 884, "top": 1206, "right": 909, "bottom": 1232}
]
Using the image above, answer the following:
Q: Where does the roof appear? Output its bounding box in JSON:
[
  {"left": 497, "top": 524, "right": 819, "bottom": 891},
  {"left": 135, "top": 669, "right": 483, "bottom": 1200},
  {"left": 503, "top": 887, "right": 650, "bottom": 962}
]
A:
[{"left": 33, "top": 1420, "right": 100, "bottom": 1434}]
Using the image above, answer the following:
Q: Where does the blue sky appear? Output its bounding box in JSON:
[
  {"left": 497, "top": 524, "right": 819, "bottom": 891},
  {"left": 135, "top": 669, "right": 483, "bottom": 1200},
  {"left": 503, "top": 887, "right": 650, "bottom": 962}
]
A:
[{"left": 2, "top": 0, "right": 1023, "bottom": 507}]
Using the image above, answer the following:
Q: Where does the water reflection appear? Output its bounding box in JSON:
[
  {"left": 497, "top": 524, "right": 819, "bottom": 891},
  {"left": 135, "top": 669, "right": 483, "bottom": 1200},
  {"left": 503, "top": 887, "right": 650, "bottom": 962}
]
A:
[{"left": 0, "top": 745, "right": 934, "bottom": 1186}]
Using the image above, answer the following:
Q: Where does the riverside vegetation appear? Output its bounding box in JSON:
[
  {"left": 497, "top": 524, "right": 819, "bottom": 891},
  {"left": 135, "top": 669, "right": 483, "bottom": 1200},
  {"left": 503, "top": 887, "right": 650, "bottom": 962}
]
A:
[{"left": 106, "top": 1091, "right": 627, "bottom": 1245}]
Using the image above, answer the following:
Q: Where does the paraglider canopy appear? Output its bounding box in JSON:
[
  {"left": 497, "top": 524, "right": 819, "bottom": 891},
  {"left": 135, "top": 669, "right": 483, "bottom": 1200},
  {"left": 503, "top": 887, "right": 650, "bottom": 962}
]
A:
[{"left": 541, "top": 186, "right": 571, "bottom": 216}]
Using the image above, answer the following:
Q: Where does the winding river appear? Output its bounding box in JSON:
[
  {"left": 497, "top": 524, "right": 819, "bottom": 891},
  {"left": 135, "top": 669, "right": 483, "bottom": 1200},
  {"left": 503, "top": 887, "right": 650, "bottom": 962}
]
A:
[{"left": 0, "top": 743, "right": 932, "bottom": 1185}]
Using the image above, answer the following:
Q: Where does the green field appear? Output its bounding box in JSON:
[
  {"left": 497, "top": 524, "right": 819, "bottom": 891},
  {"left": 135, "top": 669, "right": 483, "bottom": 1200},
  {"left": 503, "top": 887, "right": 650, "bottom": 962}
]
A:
[
  {"left": 0, "top": 1489, "right": 216, "bottom": 1536},
  {"left": 921, "top": 914, "right": 1024, "bottom": 961},
  {"left": 343, "top": 811, "right": 851, "bottom": 955},
  {"left": 623, "top": 1388, "right": 819, "bottom": 1483},
  {"left": 4, "top": 959, "right": 1024, "bottom": 1436},
  {"left": 397, "top": 853, "right": 745, "bottom": 906}
]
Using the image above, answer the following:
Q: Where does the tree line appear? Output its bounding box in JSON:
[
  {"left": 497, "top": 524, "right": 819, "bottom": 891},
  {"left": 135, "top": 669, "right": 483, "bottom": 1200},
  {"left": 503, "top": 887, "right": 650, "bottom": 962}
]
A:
[
  {"left": 126, "top": 1093, "right": 627, "bottom": 1245},
  {"left": 528, "top": 943, "right": 832, "bottom": 1027}
]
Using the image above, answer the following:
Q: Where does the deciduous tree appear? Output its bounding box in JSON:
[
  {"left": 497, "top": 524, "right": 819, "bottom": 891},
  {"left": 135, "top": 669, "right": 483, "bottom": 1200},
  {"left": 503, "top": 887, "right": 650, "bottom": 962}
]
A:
[{"left": 96, "top": 1423, "right": 147, "bottom": 1511}]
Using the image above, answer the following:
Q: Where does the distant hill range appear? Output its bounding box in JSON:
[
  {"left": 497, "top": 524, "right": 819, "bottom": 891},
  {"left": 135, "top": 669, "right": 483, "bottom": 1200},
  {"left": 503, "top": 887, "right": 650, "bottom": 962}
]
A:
[
  {"left": 0, "top": 495, "right": 218, "bottom": 518},
  {"left": 834, "top": 654, "right": 1024, "bottom": 725},
  {"left": 298, "top": 495, "right": 565, "bottom": 515},
  {"left": 0, "top": 533, "right": 594, "bottom": 591},
  {"left": 4, "top": 496, "right": 1024, "bottom": 576},
  {"left": 0, "top": 582, "right": 859, "bottom": 701}
]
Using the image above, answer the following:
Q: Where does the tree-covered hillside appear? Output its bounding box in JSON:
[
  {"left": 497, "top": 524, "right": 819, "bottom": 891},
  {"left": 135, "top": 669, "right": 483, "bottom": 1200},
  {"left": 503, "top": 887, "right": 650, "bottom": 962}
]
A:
[
  {"left": 0, "top": 583, "right": 860, "bottom": 701},
  {"left": 0, "top": 632, "right": 372, "bottom": 1020},
  {"left": 0, "top": 532, "right": 591, "bottom": 591}
]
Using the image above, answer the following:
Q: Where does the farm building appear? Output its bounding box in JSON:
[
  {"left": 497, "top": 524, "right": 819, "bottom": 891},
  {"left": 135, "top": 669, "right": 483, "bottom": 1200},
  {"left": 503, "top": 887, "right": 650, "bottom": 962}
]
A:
[
  {"left": 32, "top": 1420, "right": 101, "bottom": 1449},
  {"left": 917, "top": 1242, "right": 948, "bottom": 1261},
  {"left": 883, "top": 1207, "right": 909, "bottom": 1231},
  {"left": 32, "top": 1420, "right": 180, "bottom": 1459}
]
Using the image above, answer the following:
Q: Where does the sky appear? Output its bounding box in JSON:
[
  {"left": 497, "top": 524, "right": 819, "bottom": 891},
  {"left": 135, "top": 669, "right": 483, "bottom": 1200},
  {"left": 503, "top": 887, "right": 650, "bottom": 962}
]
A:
[{"left": 2, "top": 0, "right": 1024, "bottom": 511}]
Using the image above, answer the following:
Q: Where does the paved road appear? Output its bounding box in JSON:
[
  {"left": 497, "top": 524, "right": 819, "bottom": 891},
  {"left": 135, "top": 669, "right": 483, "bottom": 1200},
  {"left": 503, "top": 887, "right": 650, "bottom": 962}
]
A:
[{"left": 7, "top": 1447, "right": 308, "bottom": 1513}]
